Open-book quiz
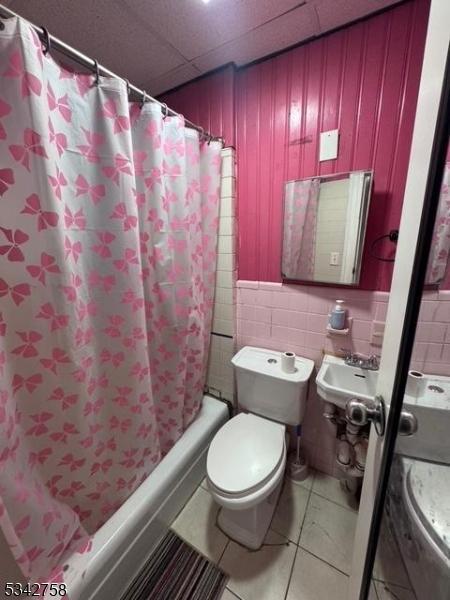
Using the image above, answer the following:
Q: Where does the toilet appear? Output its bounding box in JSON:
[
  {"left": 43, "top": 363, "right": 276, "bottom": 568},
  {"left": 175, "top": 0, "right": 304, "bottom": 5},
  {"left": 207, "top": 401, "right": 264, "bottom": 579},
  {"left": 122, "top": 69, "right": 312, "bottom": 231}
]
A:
[{"left": 206, "top": 346, "right": 314, "bottom": 549}]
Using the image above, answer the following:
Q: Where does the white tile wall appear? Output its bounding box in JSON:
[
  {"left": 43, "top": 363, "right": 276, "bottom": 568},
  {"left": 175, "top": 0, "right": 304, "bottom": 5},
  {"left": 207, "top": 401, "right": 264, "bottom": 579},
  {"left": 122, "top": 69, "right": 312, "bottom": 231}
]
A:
[
  {"left": 314, "top": 179, "right": 349, "bottom": 282},
  {"left": 206, "top": 147, "right": 237, "bottom": 403}
]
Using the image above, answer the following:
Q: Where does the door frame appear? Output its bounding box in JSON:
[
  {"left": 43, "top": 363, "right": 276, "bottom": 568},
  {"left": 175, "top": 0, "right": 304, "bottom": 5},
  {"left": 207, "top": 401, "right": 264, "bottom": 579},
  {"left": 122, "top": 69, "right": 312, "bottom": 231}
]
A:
[{"left": 348, "top": 0, "right": 450, "bottom": 597}]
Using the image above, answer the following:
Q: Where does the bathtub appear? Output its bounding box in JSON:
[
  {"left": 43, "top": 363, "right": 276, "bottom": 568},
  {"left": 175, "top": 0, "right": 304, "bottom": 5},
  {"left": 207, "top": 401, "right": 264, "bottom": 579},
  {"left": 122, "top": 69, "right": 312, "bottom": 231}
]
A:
[{"left": 64, "top": 395, "right": 229, "bottom": 600}]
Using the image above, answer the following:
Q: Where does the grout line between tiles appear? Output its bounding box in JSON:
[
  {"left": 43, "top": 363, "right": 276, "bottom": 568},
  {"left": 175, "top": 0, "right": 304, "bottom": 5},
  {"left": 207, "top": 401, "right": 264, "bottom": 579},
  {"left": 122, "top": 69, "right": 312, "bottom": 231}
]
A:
[
  {"left": 296, "top": 545, "right": 351, "bottom": 578},
  {"left": 308, "top": 488, "right": 360, "bottom": 514},
  {"left": 372, "top": 578, "right": 415, "bottom": 593},
  {"left": 283, "top": 471, "right": 316, "bottom": 600},
  {"left": 170, "top": 481, "right": 206, "bottom": 527},
  {"left": 218, "top": 537, "right": 230, "bottom": 565},
  {"left": 223, "top": 587, "right": 243, "bottom": 600},
  {"left": 372, "top": 580, "right": 380, "bottom": 600}
]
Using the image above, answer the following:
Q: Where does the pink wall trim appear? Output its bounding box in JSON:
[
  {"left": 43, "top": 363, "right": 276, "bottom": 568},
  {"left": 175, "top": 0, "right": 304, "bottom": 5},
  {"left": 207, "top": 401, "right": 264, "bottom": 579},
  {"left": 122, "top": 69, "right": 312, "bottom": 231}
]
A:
[{"left": 236, "top": 280, "right": 450, "bottom": 377}]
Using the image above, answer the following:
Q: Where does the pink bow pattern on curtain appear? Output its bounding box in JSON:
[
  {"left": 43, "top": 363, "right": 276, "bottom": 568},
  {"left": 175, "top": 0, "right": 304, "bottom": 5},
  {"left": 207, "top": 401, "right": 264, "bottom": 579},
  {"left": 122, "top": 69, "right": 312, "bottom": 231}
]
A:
[
  {"left": 282, "top": 178, "right": 320, "bottom": 279},
  {"left": 0, "top": 16, "right": 221, "bottom": 587},
  {"left": 426, "top": 161, "right": 450, "bottom": 285}
]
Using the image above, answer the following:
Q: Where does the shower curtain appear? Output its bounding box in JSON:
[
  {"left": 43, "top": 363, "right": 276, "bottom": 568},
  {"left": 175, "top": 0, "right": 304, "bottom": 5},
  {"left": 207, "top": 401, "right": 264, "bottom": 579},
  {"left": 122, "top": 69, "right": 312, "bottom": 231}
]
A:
[
  {"left": 282, "top": 178, "right": 320, "bottom": 279},
  {"left": 0, "top": 16, "right": 221, "bottom": 585},
  {"left": 426, "top": 161, "right": 450, "bottom": 285}
]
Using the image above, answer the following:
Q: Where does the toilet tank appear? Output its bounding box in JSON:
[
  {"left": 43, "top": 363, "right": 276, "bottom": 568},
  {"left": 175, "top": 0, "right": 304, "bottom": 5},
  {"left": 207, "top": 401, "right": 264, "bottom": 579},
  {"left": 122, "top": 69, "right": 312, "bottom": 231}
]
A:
[{"left": 232, "top": 346, "right": 314, "bottom": 426}]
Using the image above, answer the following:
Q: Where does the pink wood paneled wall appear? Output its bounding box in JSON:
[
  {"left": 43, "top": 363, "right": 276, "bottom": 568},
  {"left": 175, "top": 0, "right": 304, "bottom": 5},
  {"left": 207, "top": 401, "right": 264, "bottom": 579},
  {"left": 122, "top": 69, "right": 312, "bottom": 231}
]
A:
[
  {"left": 236, "top": 0, "right": 429, "bottom": 289},
  {"left": 160, "top": 64, "right": 235, "bottom": 147},
  {"left": 160, "top": 0, "right": 430, "bottom": 291}
]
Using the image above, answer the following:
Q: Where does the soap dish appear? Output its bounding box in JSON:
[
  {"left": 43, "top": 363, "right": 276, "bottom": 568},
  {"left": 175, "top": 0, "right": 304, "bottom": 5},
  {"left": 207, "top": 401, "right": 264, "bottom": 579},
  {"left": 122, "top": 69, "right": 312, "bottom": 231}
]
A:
[{"left": 326, "top": 317, "right": 352, "bottom": 336}]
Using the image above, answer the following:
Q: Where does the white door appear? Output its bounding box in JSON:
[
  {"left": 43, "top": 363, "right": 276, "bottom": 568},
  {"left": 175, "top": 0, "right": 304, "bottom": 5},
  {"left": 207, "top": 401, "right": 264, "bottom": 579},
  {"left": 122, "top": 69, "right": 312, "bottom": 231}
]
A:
[{"left": 348, "top": 1, "right": 450, "bottom": 598}]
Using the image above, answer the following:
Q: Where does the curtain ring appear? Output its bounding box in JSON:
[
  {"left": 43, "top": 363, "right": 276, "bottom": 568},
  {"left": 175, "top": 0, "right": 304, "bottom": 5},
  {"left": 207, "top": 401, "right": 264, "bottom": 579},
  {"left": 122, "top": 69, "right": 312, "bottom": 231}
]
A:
[
  {"left": 198, "top": 126, "right": 205, "bottom": 142},
  {"left": 92, "top": 59, "right": 100, "bottom": 85},
  {"left": 124, "top": 79, "right": 131, "bottom": 97},
  {"left": 41, "top": 27, "right": 51, "bottom": 55},
  {"left": 161, "top": 102, "right": 168, "bottom": 119},
  {"left": 140, "top": 90, "right": 147, "bottom": 109}
]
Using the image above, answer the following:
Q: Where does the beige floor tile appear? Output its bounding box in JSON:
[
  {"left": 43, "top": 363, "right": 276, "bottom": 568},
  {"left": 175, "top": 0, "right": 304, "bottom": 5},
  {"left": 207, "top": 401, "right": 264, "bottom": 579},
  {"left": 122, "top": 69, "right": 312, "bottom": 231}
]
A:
[
  {"left": 219, "top": 530, "right": 296, "bottom": 600},
  {"left": 368, "top": 581, "right": 379, "bottom": 600},
  {"left": 271, "top": 478, "right": 310, "bottom": 543},
  {"left": 374, "top": 581, "right": 416, "bottom": 600},
  {"left": 312, "top": 472, "right": 359, "bottom": 511},
  {"left": 299, "top": 493, "right": 357, "bottom": 575},
  {"left": 220, "top": 588, "right": 241, "bottom": 600},
  {"left": 286, "top": 548, "right": 348, "bottom": 600},
  {"left": 200, "top": 477, "right": 208, "bottom": 490},
  {"left": 171, "top": 487, "right": 228, "bottom": 564},
  {"left": 373, "top": 520, "right": 411, "bottom": 588}
]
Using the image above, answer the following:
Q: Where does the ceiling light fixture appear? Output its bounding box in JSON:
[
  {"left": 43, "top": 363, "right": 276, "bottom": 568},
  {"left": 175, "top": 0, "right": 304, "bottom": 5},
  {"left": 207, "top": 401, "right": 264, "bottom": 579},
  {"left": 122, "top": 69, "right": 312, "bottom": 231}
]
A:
[{"left": 201, "top": 0, "right": 211, "bottom": 4}]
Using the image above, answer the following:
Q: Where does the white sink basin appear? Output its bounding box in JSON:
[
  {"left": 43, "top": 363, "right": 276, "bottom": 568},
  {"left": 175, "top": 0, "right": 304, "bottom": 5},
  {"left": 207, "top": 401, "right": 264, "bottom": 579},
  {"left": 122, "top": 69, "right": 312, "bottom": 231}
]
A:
[
  {"left": 316, "top": 355, "right": 450, "bottom": 465},
  {"left": 316, "top": 354, "right": 378, "bottom": 409}
]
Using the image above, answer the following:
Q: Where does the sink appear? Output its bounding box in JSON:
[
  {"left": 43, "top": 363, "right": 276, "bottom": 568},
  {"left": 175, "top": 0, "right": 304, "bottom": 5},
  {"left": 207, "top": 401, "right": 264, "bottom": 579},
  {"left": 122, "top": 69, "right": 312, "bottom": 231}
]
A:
[
  {"left": 316, "top": 354, "right": 378, "bottom": 409},
  {"left": 316, "top": 355, "right": 450, "bottom": 464}
]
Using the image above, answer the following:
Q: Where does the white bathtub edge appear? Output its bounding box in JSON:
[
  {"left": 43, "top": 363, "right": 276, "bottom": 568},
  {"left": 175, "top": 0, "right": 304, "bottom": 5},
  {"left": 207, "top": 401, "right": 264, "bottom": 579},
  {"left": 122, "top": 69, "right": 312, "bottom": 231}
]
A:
[{"left": 65, "top": 395, "right": 228, "bottom": 600}]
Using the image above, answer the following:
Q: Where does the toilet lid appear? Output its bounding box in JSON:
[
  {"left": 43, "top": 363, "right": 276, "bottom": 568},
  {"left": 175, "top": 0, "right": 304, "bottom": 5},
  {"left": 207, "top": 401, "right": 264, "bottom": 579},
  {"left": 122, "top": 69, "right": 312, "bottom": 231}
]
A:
[
  {"left": 207, "top": 413, "right": 285, "bottom": 494},
  {"left": 405, "top": 460, "right": 450, "bottom": 558}
]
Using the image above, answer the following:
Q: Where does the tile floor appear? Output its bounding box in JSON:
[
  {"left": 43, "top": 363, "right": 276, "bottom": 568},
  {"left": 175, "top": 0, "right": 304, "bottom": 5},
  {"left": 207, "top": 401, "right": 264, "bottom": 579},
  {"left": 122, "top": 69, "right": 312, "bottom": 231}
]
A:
[{"left": 171, "top": 470, "right": 415, "bottom": 600}]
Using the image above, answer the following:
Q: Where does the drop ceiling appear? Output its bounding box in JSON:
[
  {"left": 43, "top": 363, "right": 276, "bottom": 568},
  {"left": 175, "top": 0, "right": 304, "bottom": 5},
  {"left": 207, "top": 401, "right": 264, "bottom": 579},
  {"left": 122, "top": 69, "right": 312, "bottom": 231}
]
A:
[{"left": 2, "top": 0, "right": 403, "bottom": 95}]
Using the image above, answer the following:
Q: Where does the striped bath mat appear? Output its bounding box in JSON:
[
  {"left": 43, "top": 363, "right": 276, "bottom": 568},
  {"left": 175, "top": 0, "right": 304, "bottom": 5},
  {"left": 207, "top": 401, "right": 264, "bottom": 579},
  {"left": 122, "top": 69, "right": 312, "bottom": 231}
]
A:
[{"left": 121, "top": 530, "right": 228, "bottom": 600}]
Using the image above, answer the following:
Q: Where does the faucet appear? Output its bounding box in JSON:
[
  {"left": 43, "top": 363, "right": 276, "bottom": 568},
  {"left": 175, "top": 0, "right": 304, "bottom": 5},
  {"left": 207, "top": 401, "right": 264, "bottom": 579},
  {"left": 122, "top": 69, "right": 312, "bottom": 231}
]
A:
[{"left": 340, "top": 349, "right": 380, "bottom": 371}]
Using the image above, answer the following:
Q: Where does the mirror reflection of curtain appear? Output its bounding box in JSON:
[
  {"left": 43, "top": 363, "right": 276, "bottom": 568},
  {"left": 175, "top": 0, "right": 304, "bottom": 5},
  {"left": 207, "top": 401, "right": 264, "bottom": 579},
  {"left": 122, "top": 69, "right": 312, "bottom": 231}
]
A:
[
  {"left": 426, "top": 161, "right": 450, "bottom": 285},
  {"left": 282, "top": 178, "right": 320, "bottom": 279}
]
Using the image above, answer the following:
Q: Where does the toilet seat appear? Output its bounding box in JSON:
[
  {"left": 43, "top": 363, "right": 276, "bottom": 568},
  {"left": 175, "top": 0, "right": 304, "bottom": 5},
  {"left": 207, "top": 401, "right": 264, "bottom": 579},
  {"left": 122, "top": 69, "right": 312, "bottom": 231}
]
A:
[{"left": 206, "top": 413, "right": 286, "bottom": 509}]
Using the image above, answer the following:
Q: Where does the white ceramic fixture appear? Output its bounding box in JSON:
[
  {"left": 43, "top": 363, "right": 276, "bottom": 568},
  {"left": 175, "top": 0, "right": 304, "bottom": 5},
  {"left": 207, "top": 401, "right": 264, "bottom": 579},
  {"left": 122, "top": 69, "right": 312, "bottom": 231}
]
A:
[
  {"left": 317, "top": 354, "right": 450, "bottom": 464},
  {"left": 316, "top": 354, "right": 378, "bottom": 408},
  {"left": 398, "top": 373, "right": 450, "bottom": 465},
  {"left": 207, "top": 346, "right": 314, "bottom": 549}
]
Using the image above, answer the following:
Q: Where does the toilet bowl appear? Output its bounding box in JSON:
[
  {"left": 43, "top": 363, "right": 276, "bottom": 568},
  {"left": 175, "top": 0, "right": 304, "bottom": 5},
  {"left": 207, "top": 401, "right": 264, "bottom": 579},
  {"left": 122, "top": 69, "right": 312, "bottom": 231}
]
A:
[
  {"left": 206, "top": 346, "right": 314, "bottom": 549},
  {"left": 207, "top": 413, "right": 286, "bottom": 549}
]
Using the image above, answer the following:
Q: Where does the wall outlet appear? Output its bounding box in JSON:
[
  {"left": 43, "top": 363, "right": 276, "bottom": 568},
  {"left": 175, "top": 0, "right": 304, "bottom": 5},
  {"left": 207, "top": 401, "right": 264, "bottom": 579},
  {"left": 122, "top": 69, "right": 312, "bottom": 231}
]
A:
[{"left": 330, "top": 252, "right": 340, "bottom": 266}]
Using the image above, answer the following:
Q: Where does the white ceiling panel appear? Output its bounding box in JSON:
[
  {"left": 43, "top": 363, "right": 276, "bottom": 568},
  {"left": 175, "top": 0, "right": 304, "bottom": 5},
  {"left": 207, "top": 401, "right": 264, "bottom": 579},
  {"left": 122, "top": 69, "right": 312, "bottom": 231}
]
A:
[
  {"left": 148, "top": 62, "right": 202, "bottom": 96},
  {"left": 8, "top": 0, "right": 185, "bottom": 84},
  {"left": 122, "top": 0, "right": 308, "bottom": 60},
  {"left": 193, "top": 2, "right": 319, "bottom": 72},
  {"left": 312, "top": 0, "right": 403, "bottom": 32},
  {"left": 2, "top": 0, "right": 403, "bottom": 94}
]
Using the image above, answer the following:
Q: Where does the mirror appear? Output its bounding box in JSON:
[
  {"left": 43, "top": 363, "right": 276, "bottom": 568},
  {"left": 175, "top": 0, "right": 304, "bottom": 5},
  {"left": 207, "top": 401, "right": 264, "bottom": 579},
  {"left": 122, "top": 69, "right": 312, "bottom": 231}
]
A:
[
  {"left": 425, "top": 148, "right": 450, "bottom": 287},
  {"left": 281, "top": 170, "right": 373, "bottom": 285}
]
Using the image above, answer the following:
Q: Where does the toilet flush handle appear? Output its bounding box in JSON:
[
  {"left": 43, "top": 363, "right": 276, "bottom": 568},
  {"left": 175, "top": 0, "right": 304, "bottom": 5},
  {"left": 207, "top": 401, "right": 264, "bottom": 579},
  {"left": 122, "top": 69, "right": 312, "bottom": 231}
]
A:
[{"left": 397, "top": 410, "right": 418, "bottom": 436}]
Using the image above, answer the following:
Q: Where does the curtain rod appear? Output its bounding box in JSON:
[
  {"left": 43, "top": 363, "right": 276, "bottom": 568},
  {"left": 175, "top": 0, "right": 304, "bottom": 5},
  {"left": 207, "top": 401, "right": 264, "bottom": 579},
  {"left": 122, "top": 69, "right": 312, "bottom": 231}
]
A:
[{"left": 0, "top": 3, "right": 224, "bottom": 145}]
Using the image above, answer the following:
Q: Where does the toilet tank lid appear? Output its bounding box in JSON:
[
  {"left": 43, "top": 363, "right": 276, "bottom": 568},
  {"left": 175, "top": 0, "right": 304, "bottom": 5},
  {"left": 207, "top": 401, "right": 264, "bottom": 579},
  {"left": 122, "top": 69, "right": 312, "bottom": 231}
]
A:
[{"left": 231, "top": 346, "right": 314, "bottom": 383}]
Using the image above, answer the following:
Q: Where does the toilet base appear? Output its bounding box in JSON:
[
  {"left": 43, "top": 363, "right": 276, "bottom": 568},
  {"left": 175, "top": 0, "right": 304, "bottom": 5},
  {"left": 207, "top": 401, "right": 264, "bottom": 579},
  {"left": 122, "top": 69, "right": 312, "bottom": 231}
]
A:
[{"left": 217, "top": 477, "right": 284, "bottom": 550}]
